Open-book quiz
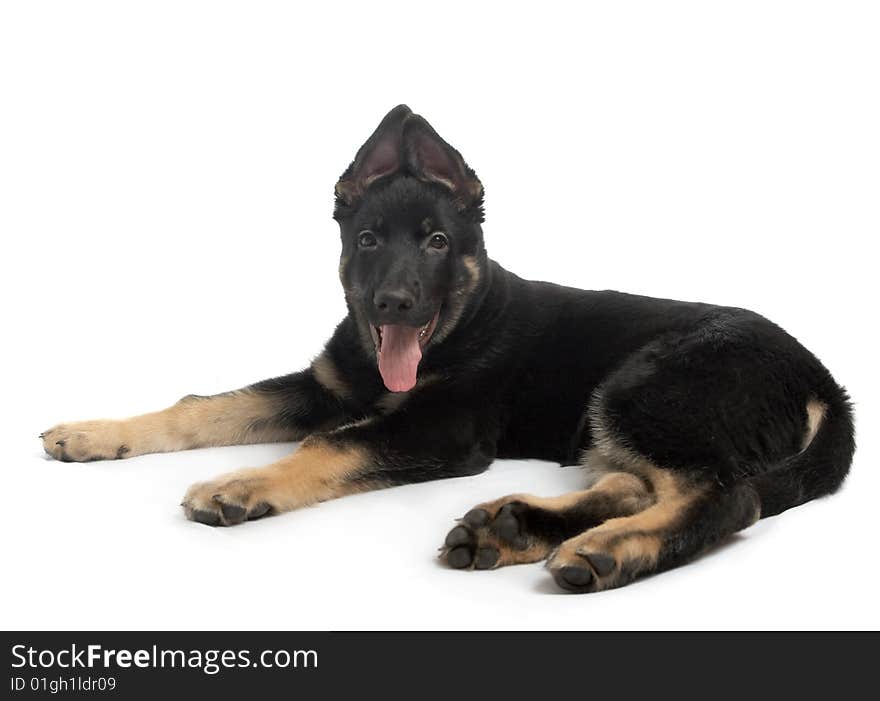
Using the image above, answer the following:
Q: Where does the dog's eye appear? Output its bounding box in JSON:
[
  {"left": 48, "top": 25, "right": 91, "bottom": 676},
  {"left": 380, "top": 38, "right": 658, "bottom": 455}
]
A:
[
  {"left": 428, "top": 233, "right": 448, "bottom": 250},
  {"left": 358, "top": 230, "right": 377, "bottom": 248}
]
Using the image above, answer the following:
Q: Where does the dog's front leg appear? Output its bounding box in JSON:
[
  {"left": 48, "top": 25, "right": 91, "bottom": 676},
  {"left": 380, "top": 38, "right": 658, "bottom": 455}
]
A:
[
  {"left": 181, "top": 399, "right": 495, "bottom": 526},
  {"left": 41, "top": 362, "right": 351, "bottom": 462}
]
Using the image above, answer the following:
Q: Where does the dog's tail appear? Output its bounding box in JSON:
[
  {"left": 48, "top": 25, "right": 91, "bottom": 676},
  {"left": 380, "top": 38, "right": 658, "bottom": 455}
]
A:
[{"left": 747, "top": 384, "right": 855, "bottom": 518}]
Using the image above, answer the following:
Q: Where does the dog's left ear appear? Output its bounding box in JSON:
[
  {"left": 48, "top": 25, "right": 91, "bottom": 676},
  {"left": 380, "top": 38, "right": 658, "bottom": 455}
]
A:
[{"left": 403, "top": 115, "right": 484, "bottom": 214}]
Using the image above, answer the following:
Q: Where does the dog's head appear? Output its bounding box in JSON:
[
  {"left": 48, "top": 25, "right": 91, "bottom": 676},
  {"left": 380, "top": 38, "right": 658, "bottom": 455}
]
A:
[{"left": 334, "top": 105, "right": 487, "bottom": 393}]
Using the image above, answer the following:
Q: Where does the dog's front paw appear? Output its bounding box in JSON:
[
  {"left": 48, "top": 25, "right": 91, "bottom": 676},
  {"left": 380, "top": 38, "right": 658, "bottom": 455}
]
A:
[
  {"left": 41, "top": 421, "right": 130, "bottom": 462},
  {"left": 182, "top": 469, "right": 276, "bottom": 527}
]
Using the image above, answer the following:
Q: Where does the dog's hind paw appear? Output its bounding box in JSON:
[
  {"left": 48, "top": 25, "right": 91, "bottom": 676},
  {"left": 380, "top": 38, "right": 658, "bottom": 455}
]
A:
[
  {"left": 545, "top": 530, "right": 643, "bottom": 593},
  {"left": 439, "top": 498, "right": 552, "bottom": 570}
]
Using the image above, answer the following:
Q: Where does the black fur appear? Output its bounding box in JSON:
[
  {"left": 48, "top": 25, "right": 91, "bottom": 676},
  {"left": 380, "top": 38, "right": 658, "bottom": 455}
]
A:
[{"left": 254, "top": 105, "right": 855, "bottom": 587}]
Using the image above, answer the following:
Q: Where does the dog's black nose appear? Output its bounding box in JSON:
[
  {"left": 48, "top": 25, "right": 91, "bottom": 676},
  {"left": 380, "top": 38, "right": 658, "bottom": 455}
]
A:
[{"left": 373, "top": 288, "right": 415, "bottom": 314}]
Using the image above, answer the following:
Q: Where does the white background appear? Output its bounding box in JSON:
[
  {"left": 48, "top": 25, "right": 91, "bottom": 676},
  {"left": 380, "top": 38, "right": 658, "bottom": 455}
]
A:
[{"left": 1, "top": 1, "right": 878, "bottom": 630}]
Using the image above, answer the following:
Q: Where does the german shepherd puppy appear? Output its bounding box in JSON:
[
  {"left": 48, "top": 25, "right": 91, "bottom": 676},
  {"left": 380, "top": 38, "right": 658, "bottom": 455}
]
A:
[{"left": 42, "top": 105, "right": 855, "bottom": 592}]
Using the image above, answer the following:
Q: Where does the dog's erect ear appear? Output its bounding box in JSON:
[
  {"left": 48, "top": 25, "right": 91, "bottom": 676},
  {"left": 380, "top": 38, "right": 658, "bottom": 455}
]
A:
[
  {"left": 403, "top": 115, "right": 484, "bottom": 213},
  {"left": 335, "top": 104, "right": 412, "bottom": 205}
]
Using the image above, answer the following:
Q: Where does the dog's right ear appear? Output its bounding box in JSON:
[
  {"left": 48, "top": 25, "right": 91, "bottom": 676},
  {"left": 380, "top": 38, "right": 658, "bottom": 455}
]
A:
[{"left": 335, "top": 104, "right": 412, "bottom": 207}]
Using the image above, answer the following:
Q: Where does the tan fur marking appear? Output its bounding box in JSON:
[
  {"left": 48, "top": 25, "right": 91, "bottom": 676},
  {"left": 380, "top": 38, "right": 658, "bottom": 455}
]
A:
[
  {"left": 579, "top": 447, "right": 625, "bottom": 487},
  {"left": 499, "top": 541, "right": 555, "bottom": 566},
  {"left": 548, "top": 465, "right": 705, "bottom": 590},
  {"left": 374, "top": 373, "right": 439, "bottom": 413},
  {"left": 482, "top": 472, "right": 650, "bottom": 516},
  {"left": 581, "top": 446, "right": 617, "bottom": 471},
  {"left": 432, "top": 256, "right": 482, "bottom": 345},
  {"left": 312, "top": 353, "right": 351, "bottom": 399},
  {"left": 338, "top": 254, "right": 350, "bottom": 283},
  {"left": 588, "top": 468, "right": 701, "bottom": 539},
  {"left": 41, "top": 390, "right": 299, "bottom": 462},
  {"left": 181, "top": 439, "right": 371, "bottom": 522},
  {"left": 462, "top": 255, "right": 480, "bottom": 293},
  {"left": 586, "top": 391, "right": 647, "bottom": 470},
  {"left": 375, "top": 391, "right": 408, "bottom": 413},
  {"left": 802, "top": 399, "right": 827, "bottom": 451},
  {"left": 445, "top": 471, "right": 656, "bottom": 570}
]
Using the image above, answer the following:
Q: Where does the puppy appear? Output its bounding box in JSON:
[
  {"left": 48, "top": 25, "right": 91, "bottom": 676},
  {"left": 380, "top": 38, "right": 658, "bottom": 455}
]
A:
[{"left": 42, "top": 105, "right": 854, "bottom": 592}]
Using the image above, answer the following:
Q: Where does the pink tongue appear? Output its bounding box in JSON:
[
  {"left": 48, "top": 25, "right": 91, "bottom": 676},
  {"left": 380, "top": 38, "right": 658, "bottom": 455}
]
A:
[{"left": 378, "top": 324, "right": 422, "bottom": 392}]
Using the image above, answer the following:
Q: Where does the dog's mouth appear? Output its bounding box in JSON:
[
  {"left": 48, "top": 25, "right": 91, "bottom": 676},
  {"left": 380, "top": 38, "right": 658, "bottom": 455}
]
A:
[{"left": 370, "top": 311, "right": 440, "bottom": 393}]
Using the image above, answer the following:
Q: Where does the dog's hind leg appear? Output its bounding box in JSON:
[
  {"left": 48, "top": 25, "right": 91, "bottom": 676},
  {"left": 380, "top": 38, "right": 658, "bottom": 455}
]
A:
[
  {"left": 41, "top": 357, "right": 351, "bottom": 462},
  {"left": 440, "top": 457, "right": 655, "bottom": 570},
  {"left": 545, "top": 470, "right": 759, "bottom": 593},
  {"left": 539, "top": 318, "right": 851, "bottom": 593}
]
